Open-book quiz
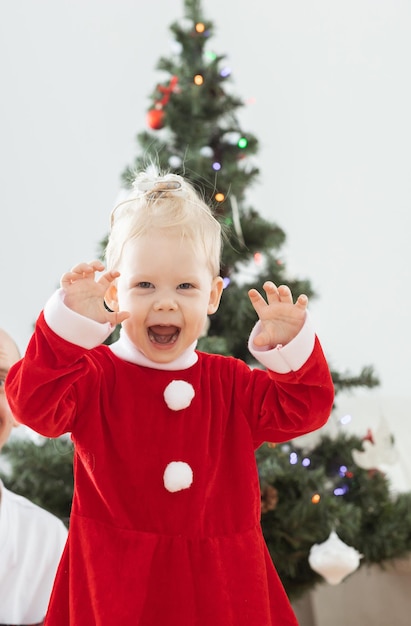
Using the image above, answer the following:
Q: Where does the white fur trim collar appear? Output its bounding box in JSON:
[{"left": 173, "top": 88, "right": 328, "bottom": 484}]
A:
[{"left": 109, "top": 328, "right": 198, "bottom": 370}]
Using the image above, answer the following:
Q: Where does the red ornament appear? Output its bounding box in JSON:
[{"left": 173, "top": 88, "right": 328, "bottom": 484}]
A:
[{"left": 147, "top": 108, "right": 165, "bottom": 130}]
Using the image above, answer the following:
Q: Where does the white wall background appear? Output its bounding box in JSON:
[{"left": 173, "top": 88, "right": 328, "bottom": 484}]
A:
[{"left": 1, "top": 0, "right": 410, "bottom": 413}]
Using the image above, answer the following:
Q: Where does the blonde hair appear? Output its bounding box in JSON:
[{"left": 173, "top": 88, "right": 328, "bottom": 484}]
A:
[{"left": 105, "top": 172, "right": 222, "bottom": 276}]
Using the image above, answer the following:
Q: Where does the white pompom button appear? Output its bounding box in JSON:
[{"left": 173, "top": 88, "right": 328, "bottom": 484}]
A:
[
  {"left": 163, "top": 380, "right": 195, "bottom": 411},
  {"left": 163, "top": 461, "right": 193, "bottom": 492}
]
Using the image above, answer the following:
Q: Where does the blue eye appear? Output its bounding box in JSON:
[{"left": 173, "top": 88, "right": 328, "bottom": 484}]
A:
[{"left": 137, "top": 282, "right": 153, "bottom": 288}]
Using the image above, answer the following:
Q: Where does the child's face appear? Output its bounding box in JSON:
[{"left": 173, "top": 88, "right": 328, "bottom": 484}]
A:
[{"left": 109, "top": 231, "right": 223, "bottom": 363}]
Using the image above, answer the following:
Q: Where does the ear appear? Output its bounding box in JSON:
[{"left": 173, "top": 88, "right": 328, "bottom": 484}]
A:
[
  {"left": 105, "top": 283, "right": 119, "bottom": 312},
  {"left": 207, "top": 276, "right": 224, "bottom": 315}
]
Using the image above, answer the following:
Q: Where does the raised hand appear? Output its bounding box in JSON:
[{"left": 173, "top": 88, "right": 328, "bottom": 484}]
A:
[
  {"left": 60, "top": 260, "right": 130, "bottom": 325},
  {"left": 248, "top": 281, "right": 308, "bottom": 348}
]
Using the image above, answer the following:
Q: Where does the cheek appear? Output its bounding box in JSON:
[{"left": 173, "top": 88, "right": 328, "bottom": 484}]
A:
[
  {"left": 189, "top": 304, "right": 209, "bottom": 328},
  {"left": 122, "top": 315, "right": 146, "bottom": 340},
  {"left": 122, "top": 296, "right": 146, "bottom": 316}
]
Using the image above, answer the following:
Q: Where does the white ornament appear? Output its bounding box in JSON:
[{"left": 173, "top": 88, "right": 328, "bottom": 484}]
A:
[
  {"left": 223, "top": 131, "right": 241, "bottom": 145},
  {"left": 199, "top": 146, "right": 214, "bottom": 158},
  {"left": 163, "top": 461, "right": 193, "bottom": 492},
  {"left": 163, "top": 380, "right": 195, "bottom": 411},
  {"left": 179, "top": 18, "right": 193, "bottom": 31},
  {"left": 308, "top": 530, "right": 362, "bottom": 585},
  {"left": 170, "top": 40, "right": 183, "bottom": 55},
  {"left": 352, "top": 418, "right": 397, "bottom": 470},
  {"left": 168, "top": 155, "right": 183, "bottom": 168}
]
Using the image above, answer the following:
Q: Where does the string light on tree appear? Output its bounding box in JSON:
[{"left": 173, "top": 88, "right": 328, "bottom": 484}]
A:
[
  {"left": 193, "top": 21, "right": 210, "bottom": 37},
  {"left": 289, "top": 452, "right": 298, "bottom": 465},
  {"left": 194, "top": 74, "right": 204, "bottom": 85},
  {"left": 238, "top": 137, "right": 248, "bottom": 149},
  {"left": 339, "top": 413, "right": 352, "bottom": 426},
  {"left": 205, "top": 50, "right": 217, "bottom": 61}
]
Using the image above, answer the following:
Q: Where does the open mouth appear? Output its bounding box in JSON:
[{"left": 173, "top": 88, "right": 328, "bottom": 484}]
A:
[{"left": 148, "top": 325, "right": 180, "bottom": 345}]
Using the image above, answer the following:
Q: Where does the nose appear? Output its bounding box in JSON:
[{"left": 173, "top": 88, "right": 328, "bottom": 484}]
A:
[{"left": 153, "top": 293, "right": 178, "bottom": 311}]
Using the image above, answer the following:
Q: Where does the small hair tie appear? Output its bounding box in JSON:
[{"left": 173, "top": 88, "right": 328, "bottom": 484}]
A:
[
  {"left": 103, "top": 300, "right": 114, "bottom": 313},
  {"left": 133, "top": 177, "right": 182, "bottom": 194}
]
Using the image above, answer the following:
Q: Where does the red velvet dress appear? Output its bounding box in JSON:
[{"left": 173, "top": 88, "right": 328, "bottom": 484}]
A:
[{"left": 6, "top": 313, "right": 334, "bottom": 625}]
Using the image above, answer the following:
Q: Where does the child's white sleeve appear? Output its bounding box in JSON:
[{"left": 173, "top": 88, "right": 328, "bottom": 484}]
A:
[
  {"left": 248, "top": 313, "right": 315, "bottom": 374},
  {"left": 43, "top": 289, "right": 115, "bottom": 349}
]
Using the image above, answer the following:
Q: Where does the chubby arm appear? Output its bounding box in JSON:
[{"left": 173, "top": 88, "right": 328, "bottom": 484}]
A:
[
  {"left": 243, "top": 337, "right": 335, "bottom": 445},
  {"left": 245, "top": 282, "right": 334, "bottom": 442},
  {"left": 5, "top": 315, "right": 104, "bottom": 437},
  {"left": 5, "top": 260, "right": 129, "bottom": 436}
]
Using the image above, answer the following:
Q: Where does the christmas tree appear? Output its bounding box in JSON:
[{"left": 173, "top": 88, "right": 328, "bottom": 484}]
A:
[{"left": 2, "top": 0, "right": 410, "bottom": 602}]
